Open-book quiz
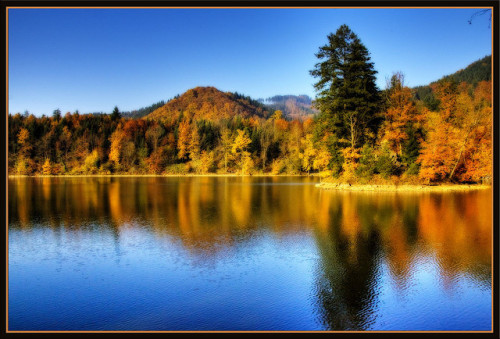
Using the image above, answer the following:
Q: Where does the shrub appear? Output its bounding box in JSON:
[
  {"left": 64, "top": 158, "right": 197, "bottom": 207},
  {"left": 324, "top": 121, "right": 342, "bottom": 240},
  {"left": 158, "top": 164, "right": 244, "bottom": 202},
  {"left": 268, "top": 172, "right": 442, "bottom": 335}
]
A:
[
  {"left": 271, "top": 158, "right": 286, "bottom": 175},
  {"left": 163, "top": 163, "right": 188, "bottom": 175},
  {"left": 376, "top": 144, "right": 395, "bottom": 179},
  {"left": 406, "top": 162, "right": 420, "bottom": 176},
  {"left": 356, "top": 144, "right": 376, "bottom": 180}
]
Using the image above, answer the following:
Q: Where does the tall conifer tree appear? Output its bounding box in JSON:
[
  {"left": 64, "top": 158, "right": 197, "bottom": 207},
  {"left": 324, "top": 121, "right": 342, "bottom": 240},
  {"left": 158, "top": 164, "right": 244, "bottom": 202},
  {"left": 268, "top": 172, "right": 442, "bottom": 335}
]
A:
[{"left": 310, "top": 25, "right": 380, "bottom": 151}]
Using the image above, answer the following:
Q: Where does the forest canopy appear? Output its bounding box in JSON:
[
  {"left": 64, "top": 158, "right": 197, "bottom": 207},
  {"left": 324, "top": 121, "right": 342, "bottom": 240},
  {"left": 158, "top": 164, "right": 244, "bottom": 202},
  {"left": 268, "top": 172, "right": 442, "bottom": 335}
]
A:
[{"left": 8, "top": 26, "right": 492, "bottom": 185}]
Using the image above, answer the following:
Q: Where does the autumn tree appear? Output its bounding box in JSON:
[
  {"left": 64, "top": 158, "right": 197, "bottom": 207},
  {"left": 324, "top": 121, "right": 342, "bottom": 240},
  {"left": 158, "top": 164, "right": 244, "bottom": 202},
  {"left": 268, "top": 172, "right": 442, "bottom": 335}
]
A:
[
  {"left": 313, "top": 146, "right": 333, "bottom": 176},
  {"left": 418, "top": 82, "right": 460, "bottom": 183},
  {"left": 84, "top": 150, "right": 100, "bottom": 173},
  {"left": 380, "top": 72, "right": 420, "bottom": 157},
  {"left": 447, "top": 81, "right": 492, "bottom": 181},
  {"left": 145, "top": 123, "right": 164, "bottom": 152},
  {"left": 42, "top": 158, "right": 52, "bottom": 175},
  {"left": 177, "top": 119, "right": 191, "bottom": 160},
  {"left": 300, "top": 134, "right": 316, "bottom": 174},
  {"left": 188, "top": 126, "right": 202, "bottom": 172},
  {"left": 232, "top": 129, "right": 252, "bottom": 174},
  {"left": 59, "top": 126, "right": 72, "bottom": 163},
  {"left": 188, "top": 126, "right": 201, "bottom": 161},
  {"left": 199, "top": 151, "right": 215, "bottom": 173},
  {"left": 17, "top": 127, "right": 31, "bottom": 158},
  {"left": 259, "top": 123, "right": 273, "bottom": 171},
  {"left": 219, "top": 127, "right": 234, "bottom": 173},
  {"left": 109, "top": 127, "right": 126, "bottom": 171}
]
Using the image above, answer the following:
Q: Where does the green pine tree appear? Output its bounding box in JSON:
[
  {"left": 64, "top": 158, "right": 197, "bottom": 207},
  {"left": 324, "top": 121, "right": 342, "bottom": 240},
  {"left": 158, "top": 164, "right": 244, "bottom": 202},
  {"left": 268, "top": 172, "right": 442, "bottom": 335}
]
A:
[
  {"left": 111, "top": 106, "right": 121, "bottom": 120},
  {"left": 310, "top": 24, "right": 380, "bottom": 151}
]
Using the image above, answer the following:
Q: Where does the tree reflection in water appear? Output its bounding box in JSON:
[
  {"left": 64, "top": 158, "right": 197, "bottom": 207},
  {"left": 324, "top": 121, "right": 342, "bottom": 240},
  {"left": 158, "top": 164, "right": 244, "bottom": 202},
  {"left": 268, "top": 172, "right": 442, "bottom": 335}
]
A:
[{"left": 8, "top": 176, "right": 492, "bottom": 330}]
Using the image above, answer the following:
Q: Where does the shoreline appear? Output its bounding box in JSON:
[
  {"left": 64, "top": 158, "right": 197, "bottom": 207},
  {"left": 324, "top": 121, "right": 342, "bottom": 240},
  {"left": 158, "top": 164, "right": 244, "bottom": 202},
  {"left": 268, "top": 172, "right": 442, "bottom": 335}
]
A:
[
  {"left": 7, "top": 174, "right": 491, "bottom": 192},
  {"left": 7, "top": 173, "right": 308, "bottom": 178},
  {"left": 315, "top": 182, "right": 492, "bottom": 192}
]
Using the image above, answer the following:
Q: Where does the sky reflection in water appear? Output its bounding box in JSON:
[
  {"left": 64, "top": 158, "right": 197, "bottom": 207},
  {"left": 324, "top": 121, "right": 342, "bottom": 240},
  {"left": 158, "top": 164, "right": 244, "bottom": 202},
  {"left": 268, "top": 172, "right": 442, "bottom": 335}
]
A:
[{"left": 8, "top": 177, "right": 492, "bottom": 331}]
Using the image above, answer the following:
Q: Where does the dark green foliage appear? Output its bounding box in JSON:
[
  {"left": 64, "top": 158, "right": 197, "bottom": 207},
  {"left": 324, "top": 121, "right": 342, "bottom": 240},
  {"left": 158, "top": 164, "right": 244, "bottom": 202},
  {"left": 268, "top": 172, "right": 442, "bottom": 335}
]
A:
[
  {"left": 376, "top": 144, "right": 394, "bottom": 179},
  {"left": 356, "top": 144, "right": 376, "bottom": 179},
  {"left": 406, "top": 162, "right": 420, "bottom": 176},
  {"left": 249, "top": 128, "right": 261, "bottom": 154},
  {"left": 440, "top": 55, "right": 491, "bottom": 86},
  {"left": 310, "top": 24, "right": 380, "bottom": 149},
  {"left": 413, "top": 86, "right": 440, "bottom": 111},
  {"left": 401, "top": 125, "right": 421, "bottom": 167},
  {"left": 413, "top": 55, "right": 491, "bottom": 111},
  {"left": 121, "top": 100, "right": 166, "bottom": 119},
  {"left": 196, "top": 120, "right": 220, "bottom": 151},
  {"left": 326, "top": 137, "right": 344, "bottom": 177},
  {"left": 111, "top": 106, "right": 121, "bottom": 120},
  {"left": 52, "top": 109, "right": 61, "bottom": 121}
]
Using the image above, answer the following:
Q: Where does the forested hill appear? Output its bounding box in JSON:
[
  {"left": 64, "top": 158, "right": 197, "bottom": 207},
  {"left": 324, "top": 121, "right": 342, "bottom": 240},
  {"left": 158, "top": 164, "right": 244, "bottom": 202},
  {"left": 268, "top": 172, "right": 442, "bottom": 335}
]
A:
[
  {"left": 121, "top": 101, "right": 166, "bottom": 119},
  {"left": 145, "top": 86, "right": 272, "bottom": 122},
  {"left": 437, "top": 55, "right": 491, "bottom": 85},
  {"left": 413, "top": 55, "right": 491, "bottom": 109},
  {"left": 260, "top": 95, "right": 319, "bottom": 120}
]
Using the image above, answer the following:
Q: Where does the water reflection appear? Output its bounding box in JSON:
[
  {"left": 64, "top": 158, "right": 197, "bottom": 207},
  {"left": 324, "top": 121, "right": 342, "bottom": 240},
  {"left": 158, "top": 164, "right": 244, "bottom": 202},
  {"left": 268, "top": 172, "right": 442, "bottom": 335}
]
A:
[
  {"left": 8, "top": 177, "right": 492, "bottom": 330},
  {"left": 311, "top": 190, "right": 491, "bottom": 330}
]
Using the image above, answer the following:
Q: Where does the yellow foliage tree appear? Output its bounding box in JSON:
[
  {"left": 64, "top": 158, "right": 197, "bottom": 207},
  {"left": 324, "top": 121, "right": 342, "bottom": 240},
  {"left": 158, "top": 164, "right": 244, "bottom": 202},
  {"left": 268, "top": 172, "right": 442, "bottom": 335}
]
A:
[
  {"left": 381, "top": 73, "right": 419, "bottom": 155},
  {"left": 84, "top": 150, "right": 100, "bottom": 173},
  {"left": 17, "top": 127, "right": 31, "bottom": 158},
  {"left": 300, "top": 134, "right": 316, "bottom": 174},
  {"left": 313, "top": 146, "right": 332, "bottom": 172},
  {"left": 188, "top": 127, "right": 200, "bottom": 161},
  {"left": 42, "top": 158, "right": 52, "bottom": 175},
  {"left": 199, "top": 150, "right": 215, "bottom": 174},
  {"left": 232, "top": 129, "right": 252, "bottom": 174},
  {"left": 109, "top": 128, "right": 125, "bottom": 169},
  {"left": 219, "top": 127, "right": 234, "bottom": 173},
  {"left": 177, "top": 120, "right": 191, "bottom": 160},
  {"left": 241, "top": 151, "right": 254, "bottom": 175}
]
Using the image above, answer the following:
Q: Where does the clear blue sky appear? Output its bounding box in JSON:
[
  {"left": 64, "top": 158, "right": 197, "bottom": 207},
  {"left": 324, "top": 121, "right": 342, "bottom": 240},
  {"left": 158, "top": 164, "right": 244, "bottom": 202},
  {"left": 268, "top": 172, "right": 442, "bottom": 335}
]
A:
[{"left": 8, "top": 7, "right": 492, "bottom": 116}]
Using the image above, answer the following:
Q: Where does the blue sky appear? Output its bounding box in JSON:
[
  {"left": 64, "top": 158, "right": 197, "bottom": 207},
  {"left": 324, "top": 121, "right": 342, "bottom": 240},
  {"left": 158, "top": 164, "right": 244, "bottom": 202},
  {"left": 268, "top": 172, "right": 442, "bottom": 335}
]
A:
[{"left": 8, "top": 7, "right": 492, "bottom": 116}]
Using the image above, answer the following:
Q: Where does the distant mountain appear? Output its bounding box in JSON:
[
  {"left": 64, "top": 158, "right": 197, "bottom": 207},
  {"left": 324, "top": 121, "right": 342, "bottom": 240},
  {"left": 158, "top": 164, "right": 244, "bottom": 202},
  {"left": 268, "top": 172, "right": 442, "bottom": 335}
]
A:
[
  {"left": 260, "top": 95, "right": 318, "bottom": 120},
  {"left": 413, "top": 55, "right": 491, "bottom": 110},
  {"left": 145, "top": 86, "right": 271, "bottom": 122}
]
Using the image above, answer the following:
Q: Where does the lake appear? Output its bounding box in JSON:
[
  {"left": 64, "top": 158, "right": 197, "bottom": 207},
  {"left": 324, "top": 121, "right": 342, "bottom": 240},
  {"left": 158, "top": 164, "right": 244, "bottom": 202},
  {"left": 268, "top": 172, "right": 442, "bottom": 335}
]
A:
[{"left": 7, "top": 176, "right": 492, "bottom": 331}]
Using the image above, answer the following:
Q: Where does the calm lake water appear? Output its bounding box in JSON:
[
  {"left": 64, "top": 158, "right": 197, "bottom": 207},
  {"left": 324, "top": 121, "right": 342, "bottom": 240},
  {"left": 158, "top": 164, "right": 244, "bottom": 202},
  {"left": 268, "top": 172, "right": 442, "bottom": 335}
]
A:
[{"left": 8, "top": 176, "right": 492, "bottom": 331}]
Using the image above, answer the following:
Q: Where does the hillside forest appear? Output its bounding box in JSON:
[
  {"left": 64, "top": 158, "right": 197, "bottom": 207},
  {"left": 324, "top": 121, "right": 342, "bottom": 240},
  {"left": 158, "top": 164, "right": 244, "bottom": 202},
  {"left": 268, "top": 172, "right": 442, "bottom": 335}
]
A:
[{"left": 8, "top": 25, "right": 492, "bottom": 185}]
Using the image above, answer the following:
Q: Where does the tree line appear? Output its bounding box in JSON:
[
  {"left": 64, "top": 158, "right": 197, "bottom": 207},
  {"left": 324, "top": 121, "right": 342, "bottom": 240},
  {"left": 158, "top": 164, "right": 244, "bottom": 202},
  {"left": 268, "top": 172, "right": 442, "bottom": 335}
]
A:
[{"left": 8, "top": 25, "right": 492, "bottom": 184}]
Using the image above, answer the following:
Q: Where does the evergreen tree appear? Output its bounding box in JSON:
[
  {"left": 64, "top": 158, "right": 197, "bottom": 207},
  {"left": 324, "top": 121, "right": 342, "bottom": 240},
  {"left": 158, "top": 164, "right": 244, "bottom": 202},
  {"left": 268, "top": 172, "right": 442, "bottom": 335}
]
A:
[
  {"left": 310, "top": 24, "right": 380, "bottom": 152},
  {"left": 401, "top": 124, "right": 421, "bottom": 167},
  {"left": 376, "top": 143, "right": 395, "bottom": 179},
  {"left": 111, "top": 106, "right": 121, "bottom": 120},
  {"left": 355, "top": 143, "right": 376, "bottom": 179},
  {"left": 52, "top": 109, "right": 61, "bottom": 121}
]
